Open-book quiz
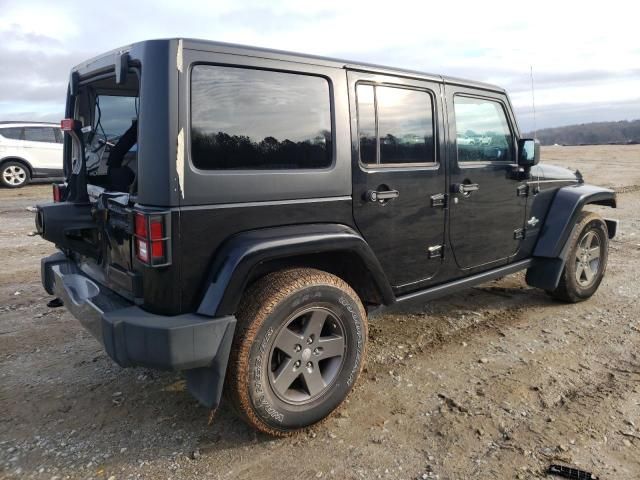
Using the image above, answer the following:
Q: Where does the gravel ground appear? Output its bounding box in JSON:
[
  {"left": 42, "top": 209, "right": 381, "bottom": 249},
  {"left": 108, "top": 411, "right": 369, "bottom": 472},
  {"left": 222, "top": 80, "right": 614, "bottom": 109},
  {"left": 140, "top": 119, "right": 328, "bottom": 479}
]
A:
[{"left": 1, "top": 146, "right": 639, "bottom": 480}]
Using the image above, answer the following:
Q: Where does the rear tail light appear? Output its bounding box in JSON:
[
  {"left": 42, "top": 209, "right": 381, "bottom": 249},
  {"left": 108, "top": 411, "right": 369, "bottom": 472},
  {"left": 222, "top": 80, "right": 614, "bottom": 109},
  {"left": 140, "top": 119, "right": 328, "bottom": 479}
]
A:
[
  {"left": 149, "top": 219, "right": 165, "bottom": 259},
  {"left": 134, "top": 211, "right": 171, "bottom": 266},
  {"left": 52, "top": 184, "right": 61, "bottom": 202},
  {"left": 52, "top": 183, "right": 66, "bottom": 202},
  {"left": 60, "top": 118, "right": 79, "bottom": 131},
  {"left": 134, "top": 213, "right": 147, "bottom": 237}
]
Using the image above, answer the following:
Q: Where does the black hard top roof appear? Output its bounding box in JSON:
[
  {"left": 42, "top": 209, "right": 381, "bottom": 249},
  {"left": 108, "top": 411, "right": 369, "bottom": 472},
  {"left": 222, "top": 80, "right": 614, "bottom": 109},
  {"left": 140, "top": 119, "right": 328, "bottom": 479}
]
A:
[
  {"left": 181, "top": 38, "right": 505, "bottom": 93},
  {"left": 74, "top": 38, "right": 506, "bottom": 94}
]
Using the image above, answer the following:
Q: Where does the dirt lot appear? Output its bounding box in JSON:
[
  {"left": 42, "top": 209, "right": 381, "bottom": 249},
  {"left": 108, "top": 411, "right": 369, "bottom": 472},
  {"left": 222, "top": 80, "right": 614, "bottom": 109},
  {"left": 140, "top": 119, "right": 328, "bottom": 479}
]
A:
[{"left": 1, "top": 145, "right": 639, "bottom": 480}]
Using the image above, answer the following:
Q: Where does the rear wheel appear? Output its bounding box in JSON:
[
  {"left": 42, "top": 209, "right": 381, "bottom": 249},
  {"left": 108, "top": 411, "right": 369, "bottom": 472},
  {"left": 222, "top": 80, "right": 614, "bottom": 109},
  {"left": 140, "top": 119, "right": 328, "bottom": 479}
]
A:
[
  {"left": 1, "top": 161, "right": 30, "bottom": 188},
  {"left": 548, "top": 211, "right": 609, "bottom": 303},
  {"left": 226, "top": 268, "right": 368, "bottom": 436}
]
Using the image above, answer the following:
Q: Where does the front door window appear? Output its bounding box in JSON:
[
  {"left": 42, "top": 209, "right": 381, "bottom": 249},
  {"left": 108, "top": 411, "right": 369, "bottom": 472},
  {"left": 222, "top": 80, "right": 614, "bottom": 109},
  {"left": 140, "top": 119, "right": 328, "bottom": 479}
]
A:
[{"left": 454, "top": 96, "right": 513, "bottom": 163}]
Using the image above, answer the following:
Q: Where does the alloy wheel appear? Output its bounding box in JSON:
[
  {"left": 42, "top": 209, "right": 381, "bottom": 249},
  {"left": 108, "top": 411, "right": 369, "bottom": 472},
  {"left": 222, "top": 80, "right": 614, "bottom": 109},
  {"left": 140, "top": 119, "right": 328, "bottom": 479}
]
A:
[
  {"left": 2, "top": 165, "right": 27, "bottom": 186},
  {"left": 575, "top": 230, "right": 601, "bottom": 287},
  {"left": 268, "top": 307, "right": 346, "bottom": 404}
]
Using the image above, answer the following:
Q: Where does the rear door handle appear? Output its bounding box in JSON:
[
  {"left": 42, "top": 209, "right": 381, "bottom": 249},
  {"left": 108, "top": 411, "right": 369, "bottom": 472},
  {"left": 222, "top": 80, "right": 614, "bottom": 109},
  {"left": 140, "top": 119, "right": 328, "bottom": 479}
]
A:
[
  {"left": 366, "top": 189, "right": 399, "bottom": 203},
  {"left": 452, "top": 183, "right": 479, "bottom": 194}
]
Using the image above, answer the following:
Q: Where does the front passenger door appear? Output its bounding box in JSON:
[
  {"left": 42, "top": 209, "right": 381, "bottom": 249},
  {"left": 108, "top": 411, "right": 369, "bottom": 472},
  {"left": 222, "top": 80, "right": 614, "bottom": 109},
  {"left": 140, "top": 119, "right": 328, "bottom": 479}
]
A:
[{"left": 446, "top": 89, "right": 527, "bottom": 271}]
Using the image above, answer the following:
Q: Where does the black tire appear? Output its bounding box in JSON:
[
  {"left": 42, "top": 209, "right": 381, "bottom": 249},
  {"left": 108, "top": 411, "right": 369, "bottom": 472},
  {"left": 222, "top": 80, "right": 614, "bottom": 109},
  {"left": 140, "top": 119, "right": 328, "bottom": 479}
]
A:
[
  {"left": 1, "top": 160, "right": 30, "bottom": 188},
  {"left": 548, "top": 211, "right": 609, "bottom": 303},
  {"left": 226, "top": 268, "right": 368, "bottom": 436}
]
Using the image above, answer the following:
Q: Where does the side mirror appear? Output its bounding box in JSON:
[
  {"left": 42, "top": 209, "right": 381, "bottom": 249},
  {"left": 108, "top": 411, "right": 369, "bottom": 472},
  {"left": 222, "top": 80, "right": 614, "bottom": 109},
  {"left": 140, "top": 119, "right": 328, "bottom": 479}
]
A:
[{"left": 518, "top": 138, "right": 540, "bottom": 167}]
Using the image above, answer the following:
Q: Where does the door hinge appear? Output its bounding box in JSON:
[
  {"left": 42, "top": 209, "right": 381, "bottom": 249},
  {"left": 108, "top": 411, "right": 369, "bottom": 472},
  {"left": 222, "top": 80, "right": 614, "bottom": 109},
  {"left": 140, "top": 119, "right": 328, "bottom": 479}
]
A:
[
  {"left": 430, "top": 193, "right": 447, "bottom": 208},
  {"left": 427, "top": 244, "right": 443, "bottom": 259},
  {"left": 516, "top": 184, "right": 529, "bottom": 197},
  {"left": 513, "top": 228, "right": 525, "bottom": 240}
]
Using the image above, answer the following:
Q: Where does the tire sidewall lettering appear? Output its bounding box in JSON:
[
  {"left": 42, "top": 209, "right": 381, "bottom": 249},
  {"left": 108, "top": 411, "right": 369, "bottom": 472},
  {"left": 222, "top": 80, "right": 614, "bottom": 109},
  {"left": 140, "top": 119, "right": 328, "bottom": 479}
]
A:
[
  {"left": 252, "top": 326, "right": 285, "bottom": 424},
  {"left": 339, "top": 296, "right": 364, "bottom": 387}
]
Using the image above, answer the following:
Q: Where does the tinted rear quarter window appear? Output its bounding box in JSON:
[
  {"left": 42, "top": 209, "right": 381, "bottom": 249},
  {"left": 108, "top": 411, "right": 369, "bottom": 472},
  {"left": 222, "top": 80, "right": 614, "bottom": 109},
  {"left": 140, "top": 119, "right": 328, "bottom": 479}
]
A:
[
  {"left": 190, "top": 66, "right": 332, "bottom": 170},
  {"left": 24, "top": 127, "right": 57, "bottom": 143}
]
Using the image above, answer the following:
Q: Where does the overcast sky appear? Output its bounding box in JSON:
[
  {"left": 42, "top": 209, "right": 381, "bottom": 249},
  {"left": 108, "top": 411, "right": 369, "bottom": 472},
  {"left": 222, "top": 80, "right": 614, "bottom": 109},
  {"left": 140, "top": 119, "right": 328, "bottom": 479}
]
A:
[{"left": 1, "top": 0, "right": 638, "bottom": 131}]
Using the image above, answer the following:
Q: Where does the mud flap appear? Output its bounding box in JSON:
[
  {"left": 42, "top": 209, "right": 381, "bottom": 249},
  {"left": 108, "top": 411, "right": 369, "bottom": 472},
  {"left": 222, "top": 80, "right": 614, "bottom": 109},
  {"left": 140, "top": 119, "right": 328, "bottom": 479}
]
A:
[
  {"left": 525, "top": 220, "right": 577, "bottom": 291},
  {"left": 185, "top": 318, "right": 236, "bottom": 408},
  {"left": 525, "top": 257, "right": 565, "bottom": 290}
]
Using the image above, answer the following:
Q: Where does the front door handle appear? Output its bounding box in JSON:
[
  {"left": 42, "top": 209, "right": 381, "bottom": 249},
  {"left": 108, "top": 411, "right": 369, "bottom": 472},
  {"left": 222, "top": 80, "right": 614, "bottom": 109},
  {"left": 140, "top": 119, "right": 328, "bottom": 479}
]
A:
[
  {"left": 451, "top": 183, "right": 480, "bottom": 195},
  {"left": 365, "top": 189, "right": 399, "bottom": 203}
]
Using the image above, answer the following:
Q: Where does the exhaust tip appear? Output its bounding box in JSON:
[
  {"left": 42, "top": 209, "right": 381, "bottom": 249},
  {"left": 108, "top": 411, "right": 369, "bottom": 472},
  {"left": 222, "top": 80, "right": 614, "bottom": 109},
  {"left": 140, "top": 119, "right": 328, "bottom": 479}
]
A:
[{"left": 35, "top": 208, "right": 44, "bottom": 235}]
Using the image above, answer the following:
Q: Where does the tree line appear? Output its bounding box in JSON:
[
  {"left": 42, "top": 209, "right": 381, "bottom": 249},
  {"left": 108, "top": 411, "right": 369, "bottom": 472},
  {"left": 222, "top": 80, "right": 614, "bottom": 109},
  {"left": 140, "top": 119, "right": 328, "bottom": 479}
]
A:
[
  {"left": 191, "top": 129, "right": 331, "bottom": 169},
  {"left": 525, "top": 119, "right": 640, "bottom": 146}
]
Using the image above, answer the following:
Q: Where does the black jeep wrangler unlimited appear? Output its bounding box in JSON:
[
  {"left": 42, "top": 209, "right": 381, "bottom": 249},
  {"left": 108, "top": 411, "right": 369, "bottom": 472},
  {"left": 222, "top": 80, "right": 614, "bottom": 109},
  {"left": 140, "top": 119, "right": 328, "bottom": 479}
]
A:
[{"left": 37, "top": 39, "right": 617, "bottom": 436}]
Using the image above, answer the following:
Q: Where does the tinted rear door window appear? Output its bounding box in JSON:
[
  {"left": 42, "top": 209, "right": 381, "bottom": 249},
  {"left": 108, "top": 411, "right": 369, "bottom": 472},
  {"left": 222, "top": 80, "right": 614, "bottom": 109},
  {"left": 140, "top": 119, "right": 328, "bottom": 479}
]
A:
[
  {"left": 24, "top": 127, "right": 57, "bottom": 143},
  {"left": 356, "top": 84, "right": 435, "bottom": 165},
  {"left": 378, "top": 86, "right": 434, "bottom": 164},
  {"left": 191, "top": 66, "right": 332, "bottom": 170}
]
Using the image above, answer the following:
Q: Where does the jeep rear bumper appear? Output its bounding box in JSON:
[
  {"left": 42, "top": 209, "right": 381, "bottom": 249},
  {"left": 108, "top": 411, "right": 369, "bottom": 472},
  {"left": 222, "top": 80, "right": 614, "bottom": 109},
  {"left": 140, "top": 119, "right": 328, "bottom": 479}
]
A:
[{"left": 41, "top": 251, "right": 236, "bottom": 408}]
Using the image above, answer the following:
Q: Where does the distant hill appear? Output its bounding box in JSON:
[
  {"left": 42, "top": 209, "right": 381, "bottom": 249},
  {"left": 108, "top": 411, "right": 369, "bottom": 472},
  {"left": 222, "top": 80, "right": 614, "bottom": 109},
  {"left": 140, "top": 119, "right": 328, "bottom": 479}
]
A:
[{"left": 525, "top": 119, "right": 640, "bottom": 146}]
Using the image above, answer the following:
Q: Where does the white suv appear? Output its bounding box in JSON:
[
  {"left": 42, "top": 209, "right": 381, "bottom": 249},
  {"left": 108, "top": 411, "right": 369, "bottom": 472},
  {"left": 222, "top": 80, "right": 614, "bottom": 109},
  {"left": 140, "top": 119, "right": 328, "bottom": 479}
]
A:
[{"left": 0, "top": 122, "right": 63, "bottom": 188}]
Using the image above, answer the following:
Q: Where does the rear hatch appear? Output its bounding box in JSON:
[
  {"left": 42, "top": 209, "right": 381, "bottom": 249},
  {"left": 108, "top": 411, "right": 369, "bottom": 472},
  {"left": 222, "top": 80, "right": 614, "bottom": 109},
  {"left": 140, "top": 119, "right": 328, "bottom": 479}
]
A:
[
  {"left": 49, "top": 70, "right": 142, "bottom": 300},
  {"left": 37, "top": 41, "right": 182, "bottom": 315}
]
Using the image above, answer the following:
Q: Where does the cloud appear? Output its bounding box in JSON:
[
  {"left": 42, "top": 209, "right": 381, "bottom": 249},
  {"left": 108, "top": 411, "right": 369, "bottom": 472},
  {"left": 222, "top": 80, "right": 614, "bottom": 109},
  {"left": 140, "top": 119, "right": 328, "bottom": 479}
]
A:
[
  {"left": 0, "top": 49, "right": 83, "bottom": 101},
  {"left": 0, "top": 0, "right": 638, "bottom": 128}
]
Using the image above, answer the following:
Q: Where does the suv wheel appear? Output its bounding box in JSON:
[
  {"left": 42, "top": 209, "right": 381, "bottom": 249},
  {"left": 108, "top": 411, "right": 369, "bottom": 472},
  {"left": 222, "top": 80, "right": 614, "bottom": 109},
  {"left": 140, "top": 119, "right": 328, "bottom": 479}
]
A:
[
  {"left": 548, "top": 211, "right": 609, "bottom": 303},
  {"left": 226, "top": 268, "right": 368, "bottom": 436},
  {"left": 1, "top": 161, "right": 30, "bottom": 188}
]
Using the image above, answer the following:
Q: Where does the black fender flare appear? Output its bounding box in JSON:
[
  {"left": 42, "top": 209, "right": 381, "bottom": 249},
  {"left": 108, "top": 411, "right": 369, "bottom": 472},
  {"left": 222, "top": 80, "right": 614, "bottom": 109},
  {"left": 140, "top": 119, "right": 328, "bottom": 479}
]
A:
[
  {"left": 526, "top": 184, "right": 616, "bottom": 290},
  {"left": 196, "top": 223, "right": 395, "bottom": 317}
]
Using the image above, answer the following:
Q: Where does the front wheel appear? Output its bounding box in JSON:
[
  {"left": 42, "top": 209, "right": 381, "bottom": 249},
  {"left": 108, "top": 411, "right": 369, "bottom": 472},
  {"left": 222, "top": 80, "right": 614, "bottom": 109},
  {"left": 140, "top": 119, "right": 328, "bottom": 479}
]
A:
[
  {"left": 226, "top": 268, "right": 368, "bottom": 436},
  {"left": 548, "top": 211, "right": 609, "bottom": 302}
]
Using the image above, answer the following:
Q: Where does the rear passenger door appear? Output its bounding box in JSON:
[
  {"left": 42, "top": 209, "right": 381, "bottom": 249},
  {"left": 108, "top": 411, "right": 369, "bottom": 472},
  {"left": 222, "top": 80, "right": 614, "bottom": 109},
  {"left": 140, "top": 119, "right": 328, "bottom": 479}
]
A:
[{"left": 349, "top": 71, "right": 447, "bottom": 291}]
